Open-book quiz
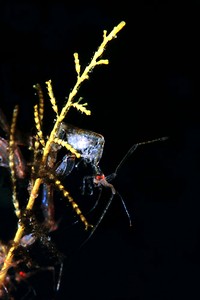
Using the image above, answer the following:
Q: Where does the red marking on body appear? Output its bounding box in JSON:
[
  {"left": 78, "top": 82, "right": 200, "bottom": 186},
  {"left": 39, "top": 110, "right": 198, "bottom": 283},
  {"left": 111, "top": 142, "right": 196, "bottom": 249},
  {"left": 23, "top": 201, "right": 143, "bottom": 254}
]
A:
[
  {"left": 95, "top": 174, "right": 105, "bottom": 181},
  {"left": 19, "top": 271, "right": 27, "bottom": 278}
]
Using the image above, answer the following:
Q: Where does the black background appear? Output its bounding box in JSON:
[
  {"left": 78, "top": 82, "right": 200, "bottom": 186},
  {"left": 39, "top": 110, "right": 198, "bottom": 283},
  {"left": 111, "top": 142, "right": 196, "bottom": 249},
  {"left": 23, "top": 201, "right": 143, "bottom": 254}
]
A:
[{"left": 1, "top": 1, "right": 200, "bottom": 299}]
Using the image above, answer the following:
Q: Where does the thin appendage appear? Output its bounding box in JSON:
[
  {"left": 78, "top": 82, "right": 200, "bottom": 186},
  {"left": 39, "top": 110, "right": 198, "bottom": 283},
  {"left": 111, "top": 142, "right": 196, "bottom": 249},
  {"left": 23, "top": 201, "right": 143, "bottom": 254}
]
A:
[
  {"left": 56, "top": 262, "right": 64, "bottom": 292},
  {"left": 85, "top": 188, "right": 103, "bottom": 214},
  {"left": 114, "top": 144, "right": 138, "bottom": 175},
  {"left": 20, "top": 284, "right": 36, "bottom": 300},
  {"left": 66, "top": 188, "right": 103, "bottom": 228},
  {"left": 114, "top": 136, "right": 168, "bottom": 175},
  {"left": 117, "top": 191, "right": 132, "bottom": 227},
  {"left": 92, "top": 182, "right": 132, "bottom": 227},
  {"left": 0, "top": 284, "right": 9, "bottom": 300},
  {"left": 18, "top": 267, "right": 62, "bottom": 300},
  {"left": 41, "top": 183, "right": 58, "bottom": 232},
  {"left": 82, "top": 176, "right": 94, "bottom": 195},
  {"left": 33, "top": 265, "right": 63, "bottom": 294},
  {"left": 79, "top": 189, "right": 132, "bottom": 249},
  {"left": 79, "top": 193, "right": 115, "bottom": 249}
]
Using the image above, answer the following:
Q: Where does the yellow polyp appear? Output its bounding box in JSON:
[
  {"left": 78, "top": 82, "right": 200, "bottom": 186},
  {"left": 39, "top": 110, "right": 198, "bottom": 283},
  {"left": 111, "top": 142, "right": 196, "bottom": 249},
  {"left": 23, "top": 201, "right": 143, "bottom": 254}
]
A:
[
  {"left": 72, "top": 202, "right": 78, "bottom": 208},
  {"left": 63, "top": 191, "right": 69, "bottom": 197},
  {"left": 96, "top": 59, "right": 109, "bottom": 65},
  {"left": 72, "top": 102, "right": 91, "bottom": 115},
  {"left": 75, "top": 208, "right": 81, "bottom": 215},
  {"left": 84, "top": 223, "right": 89, "bottom": 230},
  {"left": 80, "top": 215, "right": 89, "bottom": 225},
  {"left": 67, "top": 195, "right": 73, "bottom": 202},
  {"left": 80, "top": 215, "right": 86, "bottom": 222},
  {"left": 108, "top": 21, "right": 126, "bottom": 40},
  {"left": 83, "top": 221, "right": 93, "bottom": 231},
  {"left": 34, "top": 140, "right": 40, "bottom": 149},
  {"left": 9, "top": 161, "right": 14, "bottom": 168},
  {"left": 59, "top": 184, "right": 64, "bottom": 190},
  {"left": 53, "top": 137, "right": 80, "bottom": 158},
  {"left": 83, "top": 74, "right": 89, "bottom": 80},
  {"left": 74, "top": 52, "right": 80, "bottom": 75}
]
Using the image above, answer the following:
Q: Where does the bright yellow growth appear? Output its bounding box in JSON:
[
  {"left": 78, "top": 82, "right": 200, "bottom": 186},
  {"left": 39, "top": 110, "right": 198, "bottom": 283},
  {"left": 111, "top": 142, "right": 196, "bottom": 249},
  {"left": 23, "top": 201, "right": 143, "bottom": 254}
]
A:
[
  {"left": 9, "top": 105, "right": 20, "bottom": 219},
  {"left": 0, "top": 20, "right": 126, "bottom": 287}
]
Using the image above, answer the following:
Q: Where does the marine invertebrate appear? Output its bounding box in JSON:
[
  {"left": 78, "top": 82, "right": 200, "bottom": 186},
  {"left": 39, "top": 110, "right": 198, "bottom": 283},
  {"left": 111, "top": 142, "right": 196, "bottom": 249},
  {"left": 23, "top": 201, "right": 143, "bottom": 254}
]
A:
[{"left": 0, "top": 21, "right": 126, "bottom": 298}]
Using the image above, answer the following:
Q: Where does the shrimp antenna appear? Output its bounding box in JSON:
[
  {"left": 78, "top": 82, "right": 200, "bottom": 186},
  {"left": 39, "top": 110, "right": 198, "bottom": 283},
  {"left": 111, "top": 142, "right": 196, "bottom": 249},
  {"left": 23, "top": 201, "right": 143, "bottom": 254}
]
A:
[{"left": 114, "top": 136, "right": 168, "bottom": 175}]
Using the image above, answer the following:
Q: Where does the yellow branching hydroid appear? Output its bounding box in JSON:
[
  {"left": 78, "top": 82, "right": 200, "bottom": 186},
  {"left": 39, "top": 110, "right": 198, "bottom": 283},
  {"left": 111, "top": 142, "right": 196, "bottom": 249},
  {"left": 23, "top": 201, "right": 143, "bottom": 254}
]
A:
[
  {"left": 53, "top": 177, "right": 92, "bottom": 230},
  {"left": 46, "top": 79, "right": 59, "bottom": 115},
  {"left": 72, "top": 97, "right": 91, "bottom": 115},
  {"left": 33, "top": 83, "right": 45, "bottom": 123},
  {"left": 72, "top": 102, "right": 91, "bottom": 115},
  {"left": 53, "top": 137, "right": 81, "bottom": 158},
  {"left": 0, "top": 20, "right": 126, "bottom": 287},
  {"left": 9, "top": 105, "right": 20, "bottom": 219},
  {"left": 34, "top": 104, "right": 46, "bottom": 147}
]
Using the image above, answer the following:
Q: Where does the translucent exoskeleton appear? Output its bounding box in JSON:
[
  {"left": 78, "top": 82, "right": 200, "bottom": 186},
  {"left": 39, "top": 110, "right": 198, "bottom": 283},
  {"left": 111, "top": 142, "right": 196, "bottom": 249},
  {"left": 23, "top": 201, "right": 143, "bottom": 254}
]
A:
[
  {"left": 55, "top": 122, "right": 106, "bottom": 188},
  {"left": 53, "top": 122, "right": 168, "bottom": 247}
]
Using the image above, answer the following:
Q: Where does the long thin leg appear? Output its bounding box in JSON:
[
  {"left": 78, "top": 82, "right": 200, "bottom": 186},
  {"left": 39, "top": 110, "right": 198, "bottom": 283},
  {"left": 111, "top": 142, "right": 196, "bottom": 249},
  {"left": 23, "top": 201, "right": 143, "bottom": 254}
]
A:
[
  {"left": 56, "top": 262, "right": 64, "bottom": 292},
  {"left": 79, "top": 193, "right": 115, "bottom": 249},
  {"left": 65, "top": 188, "right": 103, "bottom": 229},
  {"left": 117, "top": 191, "right": 132, "bottom": 227},
  {"left": 114, "top": 136, "right": 168, "bottom": 175},
  {"left": 79, "top": 189, "right": 132, "bottom": 249}
]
